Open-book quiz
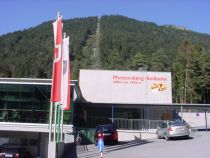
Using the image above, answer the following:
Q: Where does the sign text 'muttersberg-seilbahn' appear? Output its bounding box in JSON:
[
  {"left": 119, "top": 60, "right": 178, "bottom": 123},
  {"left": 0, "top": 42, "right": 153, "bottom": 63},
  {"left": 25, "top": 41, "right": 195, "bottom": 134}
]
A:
[{"left": 112, "top": 75, "right": 167, "bottom": 82}]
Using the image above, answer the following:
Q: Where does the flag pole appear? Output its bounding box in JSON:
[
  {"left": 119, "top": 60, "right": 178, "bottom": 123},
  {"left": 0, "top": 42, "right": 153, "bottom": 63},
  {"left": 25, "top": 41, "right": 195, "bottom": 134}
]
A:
[
  {"left": 48, "top": 11, "right": 63, "bottom": 158},
  {"left": 57, "top": 11, "right": 60, "bottom": 19},
  {"left": 59, "top": 32, "right": 66, "bottom": 142},
  {"left": 60, "top": 109, "right": 64, "bottom": 141},
  {"left": 49, "top": 102, "right": 53, "bottom": 143},
  {"left": 56, "top": 105, "right": 61, "bottom": 142},
  {"left": 53, "top": 103, "right": 58, "bottom": 141}
]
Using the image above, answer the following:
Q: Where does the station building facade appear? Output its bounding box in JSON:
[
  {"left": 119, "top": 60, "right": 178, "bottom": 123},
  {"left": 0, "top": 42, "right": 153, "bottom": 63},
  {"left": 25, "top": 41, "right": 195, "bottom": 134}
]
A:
[
  {"left": 0, "top": 70, "right": 210, "bottom": 156},
  {"left": 0, "top": 78, "right": 76, "bottom": 157},
  {"left": 76, "top": 69, "right": 175, "bottom": 128},
  {"left": 0, "top": 69, "right": 174, "bottom": 130},
  {"left": 76, "top": 69, "right": 210, "bottom": 130}
]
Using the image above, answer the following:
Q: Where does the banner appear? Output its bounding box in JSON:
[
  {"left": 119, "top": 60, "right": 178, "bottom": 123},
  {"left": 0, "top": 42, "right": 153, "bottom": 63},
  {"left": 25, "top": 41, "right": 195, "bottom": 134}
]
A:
[
  {"left": 79, "top": 70, "right": 172, "bottom": 104},
  {"left": 51, "top": 16, "right": 63, "bottom": 102},
  {"left": 61, "top": 36, "right": 71, "bottom": 110}
]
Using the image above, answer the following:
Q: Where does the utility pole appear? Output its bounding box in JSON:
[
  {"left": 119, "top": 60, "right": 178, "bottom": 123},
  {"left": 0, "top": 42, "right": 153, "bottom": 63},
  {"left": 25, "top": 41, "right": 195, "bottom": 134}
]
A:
[{"left": 184, "top": 65, "right": 188, "bottom": 103}]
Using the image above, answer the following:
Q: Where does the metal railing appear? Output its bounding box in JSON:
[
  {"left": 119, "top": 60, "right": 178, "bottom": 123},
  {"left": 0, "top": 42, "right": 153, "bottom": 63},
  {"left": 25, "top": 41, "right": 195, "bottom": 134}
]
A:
[
  {"left": 84, "top": 116, "right": 164, "bottom": 130},
  {"left": 112, "top": 118, "right": 164, "bottom": 130}
]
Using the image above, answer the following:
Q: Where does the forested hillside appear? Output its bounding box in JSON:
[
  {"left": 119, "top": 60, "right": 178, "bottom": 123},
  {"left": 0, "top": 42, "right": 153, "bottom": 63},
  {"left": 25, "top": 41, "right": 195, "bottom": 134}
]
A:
[
  {"left": 100, "top": 15, "right": 210, "bottom": 70},
  {"left": 0, "top": 17, "right": 98, "bottom": 78},
  {"left": 1, "top": 15, "right": 210, "bottom": 103}
]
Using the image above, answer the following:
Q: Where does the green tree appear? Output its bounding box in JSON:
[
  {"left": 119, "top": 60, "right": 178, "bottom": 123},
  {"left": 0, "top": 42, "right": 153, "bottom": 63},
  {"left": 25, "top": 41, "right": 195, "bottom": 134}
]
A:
[
  {"left": 130, "top": 53, "right": 148, "bottom": 71},
  {"left": 150, "top": 49, "right": 169, "bottom": 71},
  {"left": 173, "top": 41, "right": 210, "bottom": 103},
  {"left": 190, "top": 46, "right": 210, "bottom": 103}
]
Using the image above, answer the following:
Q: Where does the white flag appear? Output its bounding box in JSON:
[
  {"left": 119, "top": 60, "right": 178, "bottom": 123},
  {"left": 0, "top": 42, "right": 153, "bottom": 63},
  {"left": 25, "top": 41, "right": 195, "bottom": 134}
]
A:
[{"left": 60, "top": 36, "right": 70, "bottom": 110}]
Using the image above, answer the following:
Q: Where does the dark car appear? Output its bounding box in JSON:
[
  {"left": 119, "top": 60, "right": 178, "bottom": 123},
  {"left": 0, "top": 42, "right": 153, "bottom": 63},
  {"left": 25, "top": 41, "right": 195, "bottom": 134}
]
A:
[
  {"left": 0, "top": 146, "right": 33, "bottom": 158},
  {"left": 94, "top": 124, "right": 118, "bottom": 145}
]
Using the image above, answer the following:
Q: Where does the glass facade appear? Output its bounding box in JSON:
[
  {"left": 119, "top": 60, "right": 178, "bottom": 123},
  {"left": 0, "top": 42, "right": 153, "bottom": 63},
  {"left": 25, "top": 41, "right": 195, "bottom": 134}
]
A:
[{"left": 0, "top": 83, "right": 72, "bottom": 124}]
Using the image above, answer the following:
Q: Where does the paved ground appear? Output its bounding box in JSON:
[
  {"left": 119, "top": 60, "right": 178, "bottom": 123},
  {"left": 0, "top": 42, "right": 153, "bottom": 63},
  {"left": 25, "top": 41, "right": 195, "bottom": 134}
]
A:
[{"left": 77, "top": 132, "right": 210, "bottom": 158}]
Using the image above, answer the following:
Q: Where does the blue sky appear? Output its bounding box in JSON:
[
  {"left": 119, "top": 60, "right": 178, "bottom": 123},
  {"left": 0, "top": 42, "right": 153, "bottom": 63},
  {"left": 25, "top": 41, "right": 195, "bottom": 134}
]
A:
[{"left": 0, "top": 0, "right": 209, "bottom": 35}]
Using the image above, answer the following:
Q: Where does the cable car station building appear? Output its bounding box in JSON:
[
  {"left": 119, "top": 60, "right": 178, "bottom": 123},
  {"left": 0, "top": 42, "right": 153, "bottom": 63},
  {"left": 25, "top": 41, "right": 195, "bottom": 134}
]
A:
[
  {"left": 0, "top": 78, "right": 76, "bottom": 157},
  {"left": 0, "top": 70, "right": 210, "bottom": 157},
  {"left": 76, "top": 69, "right": 173, "bottom": 127}
]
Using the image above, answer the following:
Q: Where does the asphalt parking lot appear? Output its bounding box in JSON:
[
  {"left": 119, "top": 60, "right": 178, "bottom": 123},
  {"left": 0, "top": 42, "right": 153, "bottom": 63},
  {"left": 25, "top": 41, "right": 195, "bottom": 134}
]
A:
[{"left": 77, "top": 131, "right": 210, "bottom": 158}]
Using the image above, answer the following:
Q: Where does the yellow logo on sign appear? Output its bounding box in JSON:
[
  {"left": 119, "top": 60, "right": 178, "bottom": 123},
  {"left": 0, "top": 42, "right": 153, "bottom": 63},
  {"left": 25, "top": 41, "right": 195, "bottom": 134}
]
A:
[{"left": 151, "top": 83, "right": 167, "bottom": 91}]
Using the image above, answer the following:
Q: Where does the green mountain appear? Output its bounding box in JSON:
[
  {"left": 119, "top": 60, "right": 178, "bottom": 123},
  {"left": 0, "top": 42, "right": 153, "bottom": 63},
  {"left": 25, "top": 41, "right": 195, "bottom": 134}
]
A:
[
  {"left": 1, "top": 15, "right": 210, "bottom": 103},
  {"left": 0, "top": 17, "right": 98, "bottom": 78}
]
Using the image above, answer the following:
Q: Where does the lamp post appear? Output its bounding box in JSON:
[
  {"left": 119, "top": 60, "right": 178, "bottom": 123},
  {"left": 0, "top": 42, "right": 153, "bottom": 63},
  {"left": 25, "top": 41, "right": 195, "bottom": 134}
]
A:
[{"left": 138, "top": 64, "right": 148, "bottom": 130}]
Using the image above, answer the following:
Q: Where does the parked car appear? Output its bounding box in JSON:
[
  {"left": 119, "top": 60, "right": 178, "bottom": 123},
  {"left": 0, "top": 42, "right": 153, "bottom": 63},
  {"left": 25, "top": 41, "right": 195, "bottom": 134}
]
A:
[
  {"left": 0, "top": 146, "right": 33, "bottom": 158},
  {"left": 156, "top": 120, "right": 190, "bottom": 140},
  {"left": 95, "top": 124, "right": 118, "bottom": 145}
]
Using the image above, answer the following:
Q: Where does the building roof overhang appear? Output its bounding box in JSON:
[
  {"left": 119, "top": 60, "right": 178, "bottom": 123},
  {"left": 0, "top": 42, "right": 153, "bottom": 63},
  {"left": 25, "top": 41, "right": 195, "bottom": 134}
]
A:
[
  {"left": 0, "top": 78, "right": 78, "bottom": 85},
  {"left": 76, "top": 102, "right": 210, "bottom": 108}
]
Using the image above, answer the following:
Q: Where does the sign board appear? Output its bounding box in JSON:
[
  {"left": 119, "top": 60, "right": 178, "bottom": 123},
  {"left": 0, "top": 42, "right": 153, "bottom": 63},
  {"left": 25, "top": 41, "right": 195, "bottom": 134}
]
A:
[
  {"left": 79, "top": 69, "right": 172, "bottom": 104},
  {"left": 97, "top": 138, "right": 104, "bottom": 151}
]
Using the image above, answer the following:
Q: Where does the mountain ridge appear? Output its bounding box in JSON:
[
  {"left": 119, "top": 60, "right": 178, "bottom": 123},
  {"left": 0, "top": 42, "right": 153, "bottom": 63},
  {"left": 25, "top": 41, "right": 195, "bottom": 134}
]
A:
[
  {"left": 0, "top": 15, "right": 210, "bottom": 78},
  {"left": 1, "top": 15, "right": 210, "bottom": 103}
]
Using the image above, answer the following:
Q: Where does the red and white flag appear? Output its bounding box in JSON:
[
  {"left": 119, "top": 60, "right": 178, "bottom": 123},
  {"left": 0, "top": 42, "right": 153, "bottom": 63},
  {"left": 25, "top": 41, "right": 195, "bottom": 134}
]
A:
[
  {"left": 51, "top": 16, "right": 63, "bottom": 102},
  {"left": 61, "top": 36, "right": 71, "bottom": 110}
]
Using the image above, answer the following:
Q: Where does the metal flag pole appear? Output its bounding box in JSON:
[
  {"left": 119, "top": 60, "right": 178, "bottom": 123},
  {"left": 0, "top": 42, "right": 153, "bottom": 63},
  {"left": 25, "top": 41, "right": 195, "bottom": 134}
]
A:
[
  {"left": 49, "top": 102, "right": 54, "bottom": 143},
  {"left": 57, "top": 11, "right": 60, "bottom": 19},
  {"left": 48, "top": 102, "right": 57, "bottom": 158},
  {"left": 53, "top": 103, "right": 58, "bottom": 141},
  {"left": 56, "top": 105, "right": 61, "bottom": 142},
  {"left": 48, "top": 11, "right": 63, "bottom": 158},
  {"left": 60, "top": 109, "right": 64, "bottom": 142}
]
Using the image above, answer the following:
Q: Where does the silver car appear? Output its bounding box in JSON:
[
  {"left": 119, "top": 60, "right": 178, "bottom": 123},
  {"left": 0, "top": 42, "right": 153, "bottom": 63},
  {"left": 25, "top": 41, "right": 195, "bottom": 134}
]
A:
[{"left": 156, "top": 121, "right": 190, "bottom": 140}]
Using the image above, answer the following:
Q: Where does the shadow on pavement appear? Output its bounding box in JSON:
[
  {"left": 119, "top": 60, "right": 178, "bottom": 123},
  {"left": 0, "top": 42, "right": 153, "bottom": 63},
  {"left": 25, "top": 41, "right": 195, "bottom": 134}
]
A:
[
  {"left": 167, "top": 136, "right": 194, "bottom": 141},
  {"left": 105, "top": 139, "right": 153, "bottom": 153},
  {"left": 77, "top": 139, "right": 154, "bottom": 158},
  {"left": 61, "top": 143, "right": 77, "bottom": 158}
]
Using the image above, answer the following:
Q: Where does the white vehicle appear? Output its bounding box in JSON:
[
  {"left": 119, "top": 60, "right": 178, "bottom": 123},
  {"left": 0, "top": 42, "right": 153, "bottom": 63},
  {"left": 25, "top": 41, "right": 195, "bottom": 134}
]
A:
[{"left": 156, "top": 121, "right": 190, "bottom": 140}]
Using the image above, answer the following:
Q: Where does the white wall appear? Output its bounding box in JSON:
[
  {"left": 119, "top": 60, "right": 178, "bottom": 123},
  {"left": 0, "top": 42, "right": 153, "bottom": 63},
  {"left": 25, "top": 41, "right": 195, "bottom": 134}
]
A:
[
  {"left": 79, "top": 69, "right": 172, "bottom": 104},
  {"left": 117, "top": 129, "right": 156, "bottom": 141},
  {"left": 179, "top": 112, "right": 210, "bottom": 128}
]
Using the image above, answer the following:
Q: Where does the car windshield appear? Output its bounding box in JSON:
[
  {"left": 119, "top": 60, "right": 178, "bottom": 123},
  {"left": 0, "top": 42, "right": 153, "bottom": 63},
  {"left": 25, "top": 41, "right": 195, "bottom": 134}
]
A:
[
  {"left": 96, "top": 125, "right": 116, "bottom": 132},
  {"left": 168, "top": 121, "right": 185, "bottom": 126},
  {"left": 1, "top": 147, "right": 19, "bottom": 153}
]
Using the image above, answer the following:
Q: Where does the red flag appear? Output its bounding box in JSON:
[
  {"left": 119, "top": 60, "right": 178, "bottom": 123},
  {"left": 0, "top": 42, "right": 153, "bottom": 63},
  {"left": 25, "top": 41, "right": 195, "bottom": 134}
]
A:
[
  {"left": 61, "top": 36, "right": 71, "bottom": 110},
  {"left": 51, "top": 16, "right": 63, "bottom": 102}
]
